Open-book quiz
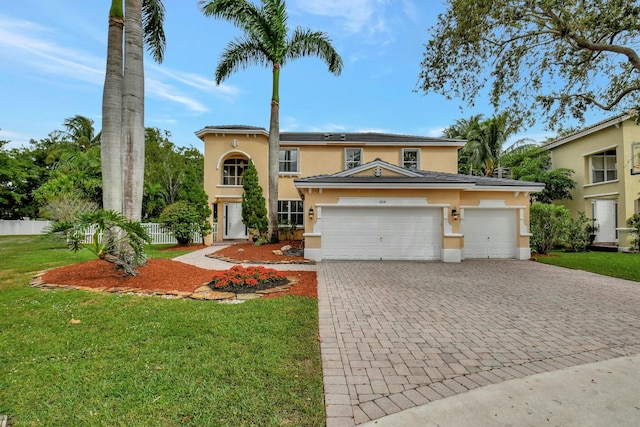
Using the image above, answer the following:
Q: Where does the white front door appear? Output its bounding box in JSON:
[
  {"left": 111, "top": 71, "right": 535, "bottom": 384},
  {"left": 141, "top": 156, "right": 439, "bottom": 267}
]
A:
[
  {"left": 223, "top": 202, "right": 247, "bottom": 239},
  {"left": 461, "top": 209, "right": 516, "bottom": 259},
  {"left": 593, "top": 200, "right": 617, "bottom": 243},
  {"left": 321, "top": 207, "right": 441, "bottom": 260}
]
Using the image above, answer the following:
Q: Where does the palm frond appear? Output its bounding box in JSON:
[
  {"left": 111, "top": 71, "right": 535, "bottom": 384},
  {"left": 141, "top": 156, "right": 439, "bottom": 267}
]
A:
[
  {"left": 215, "top": 37, "right": 271, "bottom": 83},
  {"left": 199, "top": 0, "right": 263, "bottom": 36},
  {"left": 142, "top": 0, "right": 166, "bottom": 63},
  {"left": 286, "top": 27, "right": 343, "bottom": 75}
]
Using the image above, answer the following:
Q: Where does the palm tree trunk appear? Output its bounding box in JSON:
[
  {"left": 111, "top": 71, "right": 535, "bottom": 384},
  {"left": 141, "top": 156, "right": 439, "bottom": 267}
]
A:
[
  {"left": 268, "top": 63, "right": 280, "bottom": 243},
  {"left": 123, "top": 0, "right": 145, "bottom": 222},
  {"left": 101, "top": 1, "right": 124, "bottom": 213}
]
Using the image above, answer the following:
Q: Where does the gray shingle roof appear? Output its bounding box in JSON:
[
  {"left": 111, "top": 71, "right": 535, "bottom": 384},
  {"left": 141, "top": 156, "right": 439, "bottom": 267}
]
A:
[
  {"left": 280, "top": 132, "right": 464, "bottom": 145},
  {"left": 295, "top": 159, "right": 543, "bottom": 189}
]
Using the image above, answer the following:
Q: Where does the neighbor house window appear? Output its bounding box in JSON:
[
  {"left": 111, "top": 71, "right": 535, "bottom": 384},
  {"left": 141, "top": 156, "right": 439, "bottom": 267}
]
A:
[
  {"left": 345, "top": 148, "right": 363, "bottom": 169},
  {"left": 402, "top": 148, "right": 419, "bottom": 170},
  {"left": 279, "top": 148, "right": 299, "bottom": 173},
  {"left": 222, "top": 157, "right": 247, "bottom": 186},
  {"left": 278, "top": 200, "right": 304, "bottom": 226},
  {"left": 591, "top": 149, "right": 617, "bottom": 183}
]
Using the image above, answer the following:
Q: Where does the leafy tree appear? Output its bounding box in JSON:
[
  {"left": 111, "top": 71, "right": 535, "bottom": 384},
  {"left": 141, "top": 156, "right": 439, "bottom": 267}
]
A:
[
  {"left": 177, "top": 147, "right": 212, "bottom": 225},
  {"left": 418, "top": 0, "right": 640, "bottom": 129},
  {"left": 142, "top": 182, "right": 167, "bottom": 220},
  {"left": 530, "top": 203, "right": 570, "bottom": 254},
  {"left": 502, "top": 145, "right": 576, "bottom": 203},
  {"left": 159, "top": 201, "right": 211, "bottom": 245},
  {"left": 47, "top": 209, "right": 151, "bottom": 276},
  {"left": 34, "top": 146, "right": 102, "bottom": 206},
  {"left": 566, "top": 211, "right": 591, "bottom": 252},
  {"left": 241, "top": 160, "right": 268, "bottom": 236},
  {"left": 200, "top": 0, "right": 343, "bottom": 243}
]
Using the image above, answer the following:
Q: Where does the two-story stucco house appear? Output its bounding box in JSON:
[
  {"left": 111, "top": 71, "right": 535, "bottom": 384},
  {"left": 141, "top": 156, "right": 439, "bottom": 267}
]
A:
[
  {"left": 544, "top": 113, "right": 640, "bottom": 251},
  {"left": 197, "top": 125, "right": 544, "bottom": 262}
]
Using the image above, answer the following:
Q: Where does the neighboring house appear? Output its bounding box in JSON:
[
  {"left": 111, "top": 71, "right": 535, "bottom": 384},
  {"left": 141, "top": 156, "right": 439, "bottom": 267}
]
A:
[
  {"left": 544, "top": 113, "right": 640, "bottom": 251},
  {"left": 197, "top": 125, "right": 544, "bottom": 262}
]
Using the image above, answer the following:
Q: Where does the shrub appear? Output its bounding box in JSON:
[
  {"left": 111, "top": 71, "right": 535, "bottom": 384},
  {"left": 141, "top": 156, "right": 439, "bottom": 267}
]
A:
[
  {"left": 530, "top": 203, "right": 569, "bottom": 254},
  {"left": 208, "top": 265, "right": 288, "bottom": 292},
  {"left": 159, "top": 201, "right": 211, "bottom": 245},
  {"left": 627, "top": 213, "right": 640, "bottom": 252},
  {"left": 566, "top": 212, "right": 591, "bottom": 252}
]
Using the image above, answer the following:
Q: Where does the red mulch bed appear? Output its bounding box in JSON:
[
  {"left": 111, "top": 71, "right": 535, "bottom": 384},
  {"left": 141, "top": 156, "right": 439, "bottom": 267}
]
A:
[
  {"left": 211, "top": 240, "right": 309, "bottom": 263},
  {"left": 42, "top": 244, "right": 317, "bottom": 299}
]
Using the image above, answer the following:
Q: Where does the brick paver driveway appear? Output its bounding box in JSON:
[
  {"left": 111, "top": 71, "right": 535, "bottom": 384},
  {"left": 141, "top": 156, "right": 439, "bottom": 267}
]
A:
[{"left": 318, "top": 260, "right": 640, "bottom": 426}]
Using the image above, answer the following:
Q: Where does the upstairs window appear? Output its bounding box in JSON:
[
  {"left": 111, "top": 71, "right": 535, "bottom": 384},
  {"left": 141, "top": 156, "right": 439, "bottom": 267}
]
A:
[
  {"left": 345, "top": 148, "right": 363, "bottom": 169},
  {"left": 222, "top": 157, "right": 247, "bottom": 186},
  {"left": 402, "top": 148, "right": 419, "bottom": 170},
  {"left": 278, "top": 200, "right": 304, "bottom": 226},
  {"left": 279, "top": 148, "right": 299, "bottom": 173},
  {"left": 591, "top": 149, "right": 617, "bottom": 183}
]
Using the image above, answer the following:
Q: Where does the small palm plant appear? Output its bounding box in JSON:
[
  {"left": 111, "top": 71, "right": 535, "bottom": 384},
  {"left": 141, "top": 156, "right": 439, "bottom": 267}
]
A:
[{"left": 47, "top": 209, "right": 151, "bottom": 276}]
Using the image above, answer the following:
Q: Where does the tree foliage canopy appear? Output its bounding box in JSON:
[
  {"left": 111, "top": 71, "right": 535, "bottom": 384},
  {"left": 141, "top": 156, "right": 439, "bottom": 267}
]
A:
[{"left": 419, "top": 0, "right": 640, "bottom": 128}]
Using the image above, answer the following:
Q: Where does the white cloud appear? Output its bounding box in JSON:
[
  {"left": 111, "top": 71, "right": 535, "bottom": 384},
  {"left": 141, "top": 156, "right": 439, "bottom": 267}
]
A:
[
  {"left": 426, "top": 127, "right": 446, "bottom": 138},
  {"left": 0, "top": 15, "right": 103, "bottom": 85},
  {"left": 150, "top": 65, "right": 241, "bottom": 102},
  {"left": 146, "top": 79, "right": 209, "bottom": 114}
]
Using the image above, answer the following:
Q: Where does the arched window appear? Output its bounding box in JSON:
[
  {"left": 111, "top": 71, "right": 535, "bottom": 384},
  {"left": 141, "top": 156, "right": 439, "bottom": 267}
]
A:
[{"left": 222, "top": 157, "right": 247, "bottom": 186}]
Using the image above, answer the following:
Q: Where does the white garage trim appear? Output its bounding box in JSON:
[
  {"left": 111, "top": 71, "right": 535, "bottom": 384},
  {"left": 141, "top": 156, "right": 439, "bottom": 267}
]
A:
[
  {"left": 320, "top": 206, "right": 442, "bottom": 261},
  {"left": 461, "top": 208, "right": 517, "bottom": 259}
]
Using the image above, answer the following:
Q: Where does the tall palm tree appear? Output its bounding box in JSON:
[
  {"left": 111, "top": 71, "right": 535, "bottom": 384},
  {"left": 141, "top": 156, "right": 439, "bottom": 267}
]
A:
[
  {"left": 466, "top": 114, "right": 517, "bottom": 177},
  {"left": 102, "top": 0, "right": 125, "bottom": 214},
  {"left": 200, "top": 0, "right": 343, "bottom": 243},
  {"left": 102, "top": 0, "right": 165, "bottom": 220},
  {"left": 443, "top": 114, "right": 483, "bottom": 175}
]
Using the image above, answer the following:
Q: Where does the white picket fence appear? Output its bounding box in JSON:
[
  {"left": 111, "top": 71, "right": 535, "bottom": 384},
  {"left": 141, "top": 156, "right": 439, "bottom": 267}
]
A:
[{"left": 0, "top": 219, "right": 217, "bottom": 244}]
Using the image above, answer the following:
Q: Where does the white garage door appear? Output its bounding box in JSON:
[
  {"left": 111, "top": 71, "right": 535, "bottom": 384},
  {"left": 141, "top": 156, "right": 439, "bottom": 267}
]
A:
[
  {"left": 461, "top": 209, "right": 516, "bottom": 259},
  {"left": 322, "top": 207, "right": 441, "bottom": 260}
]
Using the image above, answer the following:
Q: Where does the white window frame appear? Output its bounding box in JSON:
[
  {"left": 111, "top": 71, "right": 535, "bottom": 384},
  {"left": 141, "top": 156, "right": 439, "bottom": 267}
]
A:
[
  {"left": 279, "top": 148, "right": 300, "bottom": 174},
  {"left": 221, "top": 157, "right": 247, "bottom": 186},
  {"left": 277, "top": 200, "right": 304, "bottom": 227},
  {"left": 402, "top": 148, "right": 420, "bottom": 170},
  {"left": 345, "top": 148, "right": 363, "bottom": 170},
  {"left": 590, "top": 149, "right": 617, "bottom": 184}
]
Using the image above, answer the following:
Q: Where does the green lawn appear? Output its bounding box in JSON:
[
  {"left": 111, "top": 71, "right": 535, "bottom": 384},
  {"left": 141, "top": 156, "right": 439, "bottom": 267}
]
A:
[
  {"left": 0, "top": 236, "right": 324, "bottom": 426},
  {"left": 535, "top": 250, "right": 640, "bottom": 282}
]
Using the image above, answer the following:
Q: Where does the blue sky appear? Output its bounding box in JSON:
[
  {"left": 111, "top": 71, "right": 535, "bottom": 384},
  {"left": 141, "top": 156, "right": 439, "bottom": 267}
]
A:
[{"left": 0, "top": 0, "right": 603, "bottom": 151}]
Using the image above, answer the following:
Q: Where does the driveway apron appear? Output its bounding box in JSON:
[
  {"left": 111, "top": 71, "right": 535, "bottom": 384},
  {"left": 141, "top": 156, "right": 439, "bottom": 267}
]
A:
[{"left": 318, "top": 260, "right": 640, "bottom": 426}]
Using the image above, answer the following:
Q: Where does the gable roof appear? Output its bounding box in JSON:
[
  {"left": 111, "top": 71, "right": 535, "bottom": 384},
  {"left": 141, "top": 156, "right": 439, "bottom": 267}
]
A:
[
  {"left": 544, "top": 113, "right": 632, "bottom": 150},
  {"left": 195, "top": 126, "right": 465, "bottom": 147},
  {"left": 294, "top": 159, "right": 544, "bottom": 191}
]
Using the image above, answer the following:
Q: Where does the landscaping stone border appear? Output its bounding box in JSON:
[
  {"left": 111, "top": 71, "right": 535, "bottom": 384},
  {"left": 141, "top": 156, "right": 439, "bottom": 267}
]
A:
[
  {"left": 205, "top": 253, "right": 316, "bottom": 265},
  {"left": 30, "top": 271, "right": 298, "bottom": 302}
]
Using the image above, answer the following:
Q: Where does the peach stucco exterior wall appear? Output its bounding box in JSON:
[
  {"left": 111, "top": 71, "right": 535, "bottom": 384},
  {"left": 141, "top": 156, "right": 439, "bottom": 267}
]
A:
[
  {"left": 301, "top": 187, "right": 532, "bottom": 255},
  {"left": 547, "top": 119, "right": 640, "bottom": 248}
]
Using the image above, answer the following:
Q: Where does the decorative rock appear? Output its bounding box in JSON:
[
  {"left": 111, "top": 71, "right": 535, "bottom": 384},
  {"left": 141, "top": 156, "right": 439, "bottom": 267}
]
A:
[
  {"left": 280, "top": 245, "right": 292, "bottom": 251},
  {"left": 236, "top": 293, "right": 263, "bottom": 300},
  {"left": 194, "top": 285, "right": 212, "bottom": 293},
  {"left": 237, "top": 248, "right": 244, "bottom": 253},
  {"left": 165, "top": 290, "right": 193, "bottom": 298},
  {"left": 203, "top": 291, "right": 236, "bottom": 300},
  {"left": 272, "top": 250, "right": 283, "bottom": 255}
]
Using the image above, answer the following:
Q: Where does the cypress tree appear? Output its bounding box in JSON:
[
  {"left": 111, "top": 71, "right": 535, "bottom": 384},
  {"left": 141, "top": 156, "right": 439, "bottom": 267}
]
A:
[{"left": 241, "top": 159, "right": 268, "bottom": 236}]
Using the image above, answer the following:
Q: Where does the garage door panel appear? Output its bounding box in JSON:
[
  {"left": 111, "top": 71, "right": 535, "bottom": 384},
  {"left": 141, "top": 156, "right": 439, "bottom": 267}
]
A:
[
  {"left": 461, "top": 209, "right": 516, "bottom": 259},
  {"left": 322, "top": 207, "right": 441, "bottom": 261}
]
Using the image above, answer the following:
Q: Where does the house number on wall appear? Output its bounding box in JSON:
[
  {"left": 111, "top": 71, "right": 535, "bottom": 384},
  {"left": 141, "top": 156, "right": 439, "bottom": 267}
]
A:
[{"left": 379, "top": 200, "right": 387, "bottom": 204}]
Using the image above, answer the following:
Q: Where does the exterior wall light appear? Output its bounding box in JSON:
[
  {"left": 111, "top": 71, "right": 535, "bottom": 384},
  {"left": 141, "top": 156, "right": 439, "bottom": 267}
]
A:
[
  {"left": 452, "top": 208, "right": 459, "bottom": 220},
  {"left": 308, "top": 207, "right": 315, "bottom": 219}
]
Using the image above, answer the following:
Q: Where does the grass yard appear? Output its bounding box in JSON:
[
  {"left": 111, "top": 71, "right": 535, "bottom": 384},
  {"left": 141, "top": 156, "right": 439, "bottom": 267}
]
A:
[
  {"left": 535, "top": 250, "right": 640, "bottom": 282},
  {"left": 0, "top": 236, "right": 324, "bottom": 426}
]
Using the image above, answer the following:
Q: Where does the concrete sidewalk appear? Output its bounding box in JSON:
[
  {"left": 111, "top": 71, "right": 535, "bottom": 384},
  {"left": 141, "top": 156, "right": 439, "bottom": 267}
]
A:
[
  {"left": 360, "top": 354, "right": 640, "bottom": 426},
  {"left": 172, "top": 245, "right": 317, "bottom": 271}
]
